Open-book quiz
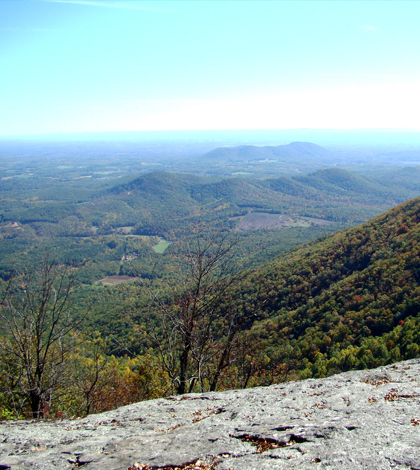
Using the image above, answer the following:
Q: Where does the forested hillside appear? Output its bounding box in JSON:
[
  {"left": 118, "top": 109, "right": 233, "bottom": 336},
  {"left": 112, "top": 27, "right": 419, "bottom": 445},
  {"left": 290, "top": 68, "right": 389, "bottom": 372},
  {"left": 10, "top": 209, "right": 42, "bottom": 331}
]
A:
[
  {"left": 1, "top": 167, "right": 414, "bottom": 239},
  {"left": 233, "top": 196, "right": 420, "bottom": 386}
]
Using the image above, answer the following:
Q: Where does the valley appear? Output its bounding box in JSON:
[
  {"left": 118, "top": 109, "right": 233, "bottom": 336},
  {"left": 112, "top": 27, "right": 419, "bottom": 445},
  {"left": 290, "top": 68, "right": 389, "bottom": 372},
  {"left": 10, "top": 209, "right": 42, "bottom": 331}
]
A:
[{"left": 2, "top": 138, "right": 420, "bottom": 419}]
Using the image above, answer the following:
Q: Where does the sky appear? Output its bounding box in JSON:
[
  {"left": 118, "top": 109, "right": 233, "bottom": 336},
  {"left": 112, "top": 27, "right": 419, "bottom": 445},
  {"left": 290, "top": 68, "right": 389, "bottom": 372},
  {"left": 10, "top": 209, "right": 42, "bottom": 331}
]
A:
[{"left": 1, "top": 0, "right": 420, "bottom": 137}]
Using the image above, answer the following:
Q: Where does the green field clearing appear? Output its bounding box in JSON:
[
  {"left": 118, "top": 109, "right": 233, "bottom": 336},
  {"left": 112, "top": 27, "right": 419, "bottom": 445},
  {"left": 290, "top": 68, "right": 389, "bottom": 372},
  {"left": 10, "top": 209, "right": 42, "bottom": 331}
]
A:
[{"left": 152, "top": 240, "right": 171, "bottom": 253}]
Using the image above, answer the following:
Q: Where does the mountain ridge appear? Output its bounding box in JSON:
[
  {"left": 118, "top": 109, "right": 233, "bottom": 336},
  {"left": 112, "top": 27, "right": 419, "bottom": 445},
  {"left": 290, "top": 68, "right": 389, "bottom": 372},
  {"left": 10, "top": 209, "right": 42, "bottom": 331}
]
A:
[
  {"left": 232, "top": 195, "right": 420, "bottom": 384},
  {"left": 200, "top": 141, "right": 335, "bottom": 163}
]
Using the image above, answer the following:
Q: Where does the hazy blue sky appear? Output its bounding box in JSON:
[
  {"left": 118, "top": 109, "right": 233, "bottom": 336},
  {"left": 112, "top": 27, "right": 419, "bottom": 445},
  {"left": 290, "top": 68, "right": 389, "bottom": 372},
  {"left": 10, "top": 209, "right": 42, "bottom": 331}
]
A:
[{"left": 1, "top": 0, "right": 420, "bottom": 136}]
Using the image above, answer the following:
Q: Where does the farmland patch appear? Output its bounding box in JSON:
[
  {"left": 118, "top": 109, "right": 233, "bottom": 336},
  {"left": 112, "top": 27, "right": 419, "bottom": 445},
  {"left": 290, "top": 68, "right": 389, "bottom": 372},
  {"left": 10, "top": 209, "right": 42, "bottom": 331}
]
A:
[
  {"left": 96, "top": 275, "right": 137, "bottom": 286},
  {"left": 236, "top": 212, "right": 332, "bottom": 231},
  {"left": 153, "top": 240, "right": 171, "bottom": 253}
]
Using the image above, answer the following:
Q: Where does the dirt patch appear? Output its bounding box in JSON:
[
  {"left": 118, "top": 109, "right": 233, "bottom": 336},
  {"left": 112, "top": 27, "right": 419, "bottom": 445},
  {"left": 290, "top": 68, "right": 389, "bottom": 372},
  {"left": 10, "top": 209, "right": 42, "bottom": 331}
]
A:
[
  {"left": 115, "top": 226, "right": 134, "bottom": 235},
  {"left": 236, "top": 212, "right": 332, "bottom": 231},
  {"left": 97, "top": 275, "right": 137, "bottom": 286}
]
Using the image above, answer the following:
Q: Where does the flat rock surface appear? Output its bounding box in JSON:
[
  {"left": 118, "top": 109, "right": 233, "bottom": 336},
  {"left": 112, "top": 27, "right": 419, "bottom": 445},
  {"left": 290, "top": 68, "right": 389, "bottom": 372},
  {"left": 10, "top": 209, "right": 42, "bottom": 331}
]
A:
[{"left": 2, "top": 359, "right": 420, "bottom": 469}]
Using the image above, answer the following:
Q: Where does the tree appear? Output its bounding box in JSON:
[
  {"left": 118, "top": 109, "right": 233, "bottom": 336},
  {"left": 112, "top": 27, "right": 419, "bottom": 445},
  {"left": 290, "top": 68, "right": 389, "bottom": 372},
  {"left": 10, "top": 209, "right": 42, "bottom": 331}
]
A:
[
  {"left": 137, "top": 233, "right": 257, "bottom": 395},
  {"left": 0, "top": 258, "right": 80, "bottom": 418}
]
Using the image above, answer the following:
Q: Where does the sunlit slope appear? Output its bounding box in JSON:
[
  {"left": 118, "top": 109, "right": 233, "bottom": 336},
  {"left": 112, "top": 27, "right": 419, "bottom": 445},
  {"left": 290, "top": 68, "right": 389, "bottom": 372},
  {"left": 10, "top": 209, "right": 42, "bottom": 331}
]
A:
[{"left": 242, "top": 196, "right": 420, "bottom": 379}]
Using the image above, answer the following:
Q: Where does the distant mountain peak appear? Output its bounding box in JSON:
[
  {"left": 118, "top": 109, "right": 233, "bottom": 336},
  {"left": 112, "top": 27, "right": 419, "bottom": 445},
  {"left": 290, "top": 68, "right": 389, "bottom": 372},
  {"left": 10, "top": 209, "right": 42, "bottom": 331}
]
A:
[
  {"left": 201, "top": 141, "right": 334, "bottom": 162},
  {"left": 285, "top": 141, "right": 331, "bottom": 152}
]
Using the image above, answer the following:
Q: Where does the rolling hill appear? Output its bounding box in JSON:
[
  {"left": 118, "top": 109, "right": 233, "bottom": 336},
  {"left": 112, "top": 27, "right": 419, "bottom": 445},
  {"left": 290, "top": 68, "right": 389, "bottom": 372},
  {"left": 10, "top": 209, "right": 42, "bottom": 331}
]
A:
[
  {"left": 102, "top": 168, "right": 413, "bottom": 234},
  {"left": 3, "top": 166, "right": 418, "bottom": 237},
  {"left": 2, "top": 166, "right": 420, "bottom": 285}
]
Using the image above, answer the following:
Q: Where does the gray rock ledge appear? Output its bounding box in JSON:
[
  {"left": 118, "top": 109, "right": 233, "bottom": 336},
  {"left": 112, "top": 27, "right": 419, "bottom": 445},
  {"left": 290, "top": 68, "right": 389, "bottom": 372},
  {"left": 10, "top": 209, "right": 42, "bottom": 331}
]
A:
[{"left": 2, "top": 359, "right": 420, "bottom": 470}]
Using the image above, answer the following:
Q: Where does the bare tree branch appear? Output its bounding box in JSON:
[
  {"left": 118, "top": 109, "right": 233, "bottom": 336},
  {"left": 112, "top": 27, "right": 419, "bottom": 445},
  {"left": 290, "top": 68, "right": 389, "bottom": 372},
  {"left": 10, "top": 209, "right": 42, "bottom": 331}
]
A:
[
  {"left": 134, "top": 233, "right": 257, "bottom": 395},
  {"left": 0, "top": 256, "right": 81, "bottom": 418}
]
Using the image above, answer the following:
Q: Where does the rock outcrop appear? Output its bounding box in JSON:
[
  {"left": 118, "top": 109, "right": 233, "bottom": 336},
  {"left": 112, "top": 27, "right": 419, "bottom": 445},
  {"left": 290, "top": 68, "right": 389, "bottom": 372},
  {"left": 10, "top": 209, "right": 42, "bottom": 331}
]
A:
[{"left": 2, "top": 359, "right": 420, "bottom": 470}]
